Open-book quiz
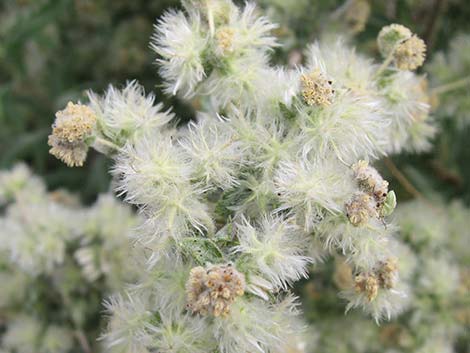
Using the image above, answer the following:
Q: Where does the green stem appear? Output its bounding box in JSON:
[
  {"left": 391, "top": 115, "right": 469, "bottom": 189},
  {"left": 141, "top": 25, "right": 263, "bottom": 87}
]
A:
[
  {"left": 431, "top": 75, "right": 470, "bottom": 95},
  {"left": 374, "top": 48, "right": 396, "bottom": 78},
  {"left": 94, "top": 137, "right": 121, "bottom": 152}
]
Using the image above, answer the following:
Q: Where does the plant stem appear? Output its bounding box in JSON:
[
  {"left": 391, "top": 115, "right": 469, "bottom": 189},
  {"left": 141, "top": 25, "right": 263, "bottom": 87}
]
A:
[
  {"left": 374, "top": 46, "right": 398, "bottom": 78},
  {"left": 95, "top": 137, "right": 121, "bottom": 152},
  {"left": 74, "top": 330, "right": 93, "bottom": 353},
  {"left": 383, "top": 157, "right": 423, "bottom": 199},
  {"left": 431, "top": 76, "right": 470, "bottom": 95}
]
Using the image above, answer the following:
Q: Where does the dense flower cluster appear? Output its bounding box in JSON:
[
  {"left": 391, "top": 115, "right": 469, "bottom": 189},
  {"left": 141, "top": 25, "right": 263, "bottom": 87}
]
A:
[{"left": 44, "top": 0, "right": 468, "bottom": 352}]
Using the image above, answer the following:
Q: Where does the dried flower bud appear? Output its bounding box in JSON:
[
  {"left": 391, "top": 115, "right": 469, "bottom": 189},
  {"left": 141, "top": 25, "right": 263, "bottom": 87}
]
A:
[
  {"left": 345, "top": 192, "right": 378, "bottom": 226},
  {"left": 394, "top": 35, "right": 426, "bottom": 70},
  {"left": 186, "top": 263, "right": 245, "bottom": 317},
  {"left": 377, "top": 24, "right": 412, "bottom": 58},
  {"left": 300, "top": 69, "right": 335, "bottom": 107},
  {"left": 378, "top": 258, "right": 399, "bottom": 289},
  {"left": 354, "top": 272, "right": 379, "bottom": 302},
  {"left": 48, "top": 102, "right": 97, "bottom": 167},
  {"left": 352, "top": 160, "right": 389, "bottom": 204}
]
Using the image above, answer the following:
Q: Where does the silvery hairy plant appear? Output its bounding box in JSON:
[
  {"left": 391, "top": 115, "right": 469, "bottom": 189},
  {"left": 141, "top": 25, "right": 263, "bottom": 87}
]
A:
[
  {"left": 0, "top": 164, "right": 137, "bottom": 353},
  {"left": 46, "top": 0, "right": 444, "bottom": 352}
]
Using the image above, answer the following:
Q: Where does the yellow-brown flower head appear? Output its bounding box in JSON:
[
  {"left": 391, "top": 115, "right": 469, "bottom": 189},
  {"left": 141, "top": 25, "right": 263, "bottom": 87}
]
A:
[
  {"left": 394, "top": 35, "right": 426, "bottom": 70},
  {"left": 354, "top": 259, "right": 399, "bottom": 302},
  {"left": 300, "top": 69, "right": 335, "bottom": 107},
  {"left": 378, "top": 258, "right": 399, "bottom": 289},
  {"left": 48, "top": 102, "right": 96, "bottom": 167},
  {"left": 345, "top": 192, "right": 378, "bottom": 226},
  {"left": 352, "top": 160, "right": 389, "bottom": 204},
  {"left": 354, "top": 272, "right": 379, "bottom": 302},
  {"left": 186, "top": 263, "right": 245, "bottom": 317}
]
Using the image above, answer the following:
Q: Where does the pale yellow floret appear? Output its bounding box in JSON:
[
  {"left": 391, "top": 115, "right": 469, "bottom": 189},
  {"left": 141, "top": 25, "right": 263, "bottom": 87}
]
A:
[
  {"left": 355, "top": 272, "right": 379, "bottom": 302},
  {"left": 394, "top": 35, "right": 426, "bottom": 70},
  {"left": 48, "top": 102, "right": 97, "bottom": 167},
  {"left": 216, "top": 27, "right": 235, "bottom": 54},
  {"left": 300, "top": 69, "right": 335, "bottom": 107}
]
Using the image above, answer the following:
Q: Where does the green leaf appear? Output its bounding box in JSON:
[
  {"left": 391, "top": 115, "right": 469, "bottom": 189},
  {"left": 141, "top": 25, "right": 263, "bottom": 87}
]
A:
[{"left": 380, "top": 190, "right": 397, "bottom": 217}]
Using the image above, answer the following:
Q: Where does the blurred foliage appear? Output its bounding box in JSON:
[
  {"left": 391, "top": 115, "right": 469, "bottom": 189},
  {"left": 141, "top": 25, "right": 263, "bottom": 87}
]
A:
[
  {"left": 0, "top": 0, "right": 469, "bottom": 204},
  {"left": 0, "top": 0, "right": 180, "bottom": 202}
]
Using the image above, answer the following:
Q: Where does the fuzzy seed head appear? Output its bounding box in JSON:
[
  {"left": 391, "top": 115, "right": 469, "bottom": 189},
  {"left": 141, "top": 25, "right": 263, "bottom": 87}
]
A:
[
  {"left": 300, "top": 69, "right": 334, "bottom": 107},
  {"left": 345, "top": 192, "right": 378, "bottom": 226},
  {"left": 48, "top": 102, "right": 96, "bottom": 167},
  {"left": 186, "top": 264, "right": 245, "bottom": 317},
  {"left": 394, "top": 35, "right": 426, "bottom": 70},
  {"left": 355, "top": 272, "right": 379, "bottom": 302}
]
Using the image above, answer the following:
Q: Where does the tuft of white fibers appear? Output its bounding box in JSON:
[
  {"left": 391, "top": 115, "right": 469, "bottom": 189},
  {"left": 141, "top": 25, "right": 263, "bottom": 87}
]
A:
[
  {"left": 151, "top": 9, "right": 208, "bottom": 98},
  {"left": 136, "top": 182, "right": 214, "bottom": 241},
  {"left": 113, "top": 131, "right": 192, "bottom": 209},
  {"left": 274, "top": 158, "right": 355, "bottom": 230},
  {"left": 255, "top": 67, "right": 299, "bottom": 115},
  {"left": 203, "top": 50, "right": 272, "bottom": 110},
  {"left": 378, "top": 71, "right": 435, "bottom": 154},
  {"left": 146, "top": 310, "right": 215, "bottom": 353},
  {"left": 179, "top": 116, "right": 245, "bottom": 188},
  {"left": 233, "top": 116, "right": 297, "bottom": 174},
  {"left": 233, "top": 215, "right": 312, "bottom": 290},
  {"left": 317, "top": 215, "right": 397, "bottom": 271},
  {"left": 131, "top": 257, "right": 191, "bottom": 315},
  {"left": 214, "top": 294, "right": 301, "bottom": 353},
  {"left": 342, "top": 281, "right": 410, "bottom": 323},
  {"left": 88, "top": 81, "right": 174, "bottom": 147},
  {"left": 101, "top": 293, "right": 154, "bottom": 353},
  {"left": 305, "top": 39, "right": 377, "bottom": 94},
  {"left": 295, "top": 90, "right": 389, "bottom": 164},
  {"left": 401, "top": 117, "right": 437, "bottom": 153},
  {"left": 215, "top": 2, "right": 278, "bottom": 55}
]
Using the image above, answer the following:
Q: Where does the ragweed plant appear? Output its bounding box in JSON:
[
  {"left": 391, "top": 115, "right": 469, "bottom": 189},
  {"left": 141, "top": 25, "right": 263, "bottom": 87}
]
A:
[
  {"left": 46, "top": 0, "right": 466, "bottom": 352},
  {"left": 0, "top": 164, "right": 138, "bottom": 353}
]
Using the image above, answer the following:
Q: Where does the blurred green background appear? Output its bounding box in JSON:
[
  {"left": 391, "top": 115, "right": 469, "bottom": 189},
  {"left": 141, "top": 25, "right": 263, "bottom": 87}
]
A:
[{"left": 0, "top": 0, "right": 469, "bottom": 204}]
